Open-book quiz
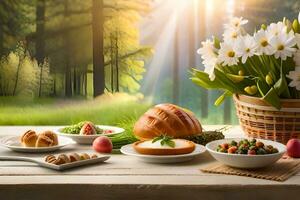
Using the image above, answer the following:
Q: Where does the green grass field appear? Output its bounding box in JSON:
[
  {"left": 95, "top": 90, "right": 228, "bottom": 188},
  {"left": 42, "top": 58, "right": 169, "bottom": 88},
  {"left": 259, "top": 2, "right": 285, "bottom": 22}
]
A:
[
  {"left": 0, "top": 93, "right": 238, "bottom": 126},
  {"left": 0, "top": 94, "right": 150, "bottom": 126}
]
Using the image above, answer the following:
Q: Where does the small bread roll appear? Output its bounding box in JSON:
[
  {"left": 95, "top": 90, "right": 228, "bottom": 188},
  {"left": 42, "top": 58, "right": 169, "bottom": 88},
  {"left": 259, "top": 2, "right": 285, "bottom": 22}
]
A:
[
  {"left": 39, "top": 131, "right": 58, "bottom": 146},
  {"left": 91, "top": 154, "right": 98, "bottom": 159},
  {"left": 21, "top": 130, "right": 38, "bottom": 147},
  {"left": 80, "top": 153, "right": 90, "bottom": 160},
  {"left": 36, "top": 135, "right": 53, "bottom": 147},
  {"left": 45, "top": 155, "right": 56, "bottom": 162},
  {"left": 58, "top": 154, "right": 70, "bottom": 163},
  {"left": 69, "top": 153, "right": 81, "bottom": 162},
  {"left": 53, "top": 157, "right": 66, "bottom": 165}
]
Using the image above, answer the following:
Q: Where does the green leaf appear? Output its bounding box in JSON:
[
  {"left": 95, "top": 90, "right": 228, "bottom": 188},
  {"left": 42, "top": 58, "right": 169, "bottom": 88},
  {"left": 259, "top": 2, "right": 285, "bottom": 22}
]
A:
[
  {"left": 257, "top": 79, "right": 281, "bottom": 109},
  {"left": 273, "top": 61, "right": 291, "bottom": 98},
  {"left": 214, "top": 91, "right": 232, "bottom": 106},
  {"left": 152, "top": 135, "right": 163, "bottom": 143},
  {"left": 226, "top": 74, "right": 244, "bottom": 83},
  {"left": 166, "top": 140, "right": 175, "bottom": 148}
]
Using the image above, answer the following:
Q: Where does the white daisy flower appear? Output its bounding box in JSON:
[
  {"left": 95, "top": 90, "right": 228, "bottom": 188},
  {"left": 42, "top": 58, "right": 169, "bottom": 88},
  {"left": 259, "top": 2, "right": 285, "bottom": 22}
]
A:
[
  {"left": 294, "top": 50, "right": 300, "bottom": 67},
  {"left": 287, "top": 67, "right": 300, "bottom": 90},
  {"left": 266, "top": 22, "right": 287, "bottom": 37},
  {"left": 197, "top": 39, "right": 216, "bottom": 60},
  {"left": 254, "top": 29, "right": 276, "bottom": 55},
  {"left": 203, "top": 57, "right": 218, "bottom": 81},
  {"left": 235, "top": 35, "right": 257, "bottom": 63},
  {"left": 224, "top": 17, "right": 248, "bottom": 31},
  {"left": 218, "top": 42, "right": 239, "bottom": 66},
  {"left": 197, "top": 39, "right": 218, "bottom": 81},
  {"left": 222, "top": 28, "right": 240, "bottom": 44},
  {"left": 269, "top": 31, "right": 296, "bottom": 60}
]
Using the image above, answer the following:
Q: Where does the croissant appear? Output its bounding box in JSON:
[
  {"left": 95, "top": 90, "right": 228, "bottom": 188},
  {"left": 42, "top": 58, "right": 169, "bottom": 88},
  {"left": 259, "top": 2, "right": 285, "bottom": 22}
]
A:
[
  {"left": 21, "top": 130, "right": 38, "bottom": 147},
  {"left": 133, "top": 103, "right": 202, "bottom": 140}
]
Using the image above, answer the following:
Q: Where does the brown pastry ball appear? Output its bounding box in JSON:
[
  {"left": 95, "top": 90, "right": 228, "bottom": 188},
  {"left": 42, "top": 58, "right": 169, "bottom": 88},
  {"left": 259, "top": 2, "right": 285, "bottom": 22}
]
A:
[
  {"left": 39, "top": 131, "right": 58, "bottom": 146},
  {"left": 36, "top": 135, "right": 53, "bottom": 147},
  {"left": 69, "top": 153, "right": 81, "bottom": 162},
  {"left": 21, "top": 130, "right": 38, "bottom": 147},
  {"left": 80, "top": 153, "right": 90, "bottom": 160}
]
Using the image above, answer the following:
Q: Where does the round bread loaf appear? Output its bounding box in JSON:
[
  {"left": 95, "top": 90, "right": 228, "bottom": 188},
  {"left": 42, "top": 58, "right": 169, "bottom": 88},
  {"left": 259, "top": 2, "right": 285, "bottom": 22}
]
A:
[{"left": 133, "top": 103, "right": 202, "bottom": 140}]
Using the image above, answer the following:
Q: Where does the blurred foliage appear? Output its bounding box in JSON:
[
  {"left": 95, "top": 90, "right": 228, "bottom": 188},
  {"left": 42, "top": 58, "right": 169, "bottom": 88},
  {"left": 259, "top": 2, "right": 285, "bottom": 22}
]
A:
[
  {"left": 0, "top": 43, "right": 53, "bottom": 96},
  {"left": 0, "top": 0, "right": 153, "bottom": 97}
]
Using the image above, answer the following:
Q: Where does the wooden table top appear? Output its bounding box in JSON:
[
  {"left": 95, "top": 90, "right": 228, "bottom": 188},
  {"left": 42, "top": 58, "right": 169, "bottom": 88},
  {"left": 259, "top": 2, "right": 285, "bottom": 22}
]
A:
[{"left": 0, "top": 125, "right": 299, "bottom": 200}]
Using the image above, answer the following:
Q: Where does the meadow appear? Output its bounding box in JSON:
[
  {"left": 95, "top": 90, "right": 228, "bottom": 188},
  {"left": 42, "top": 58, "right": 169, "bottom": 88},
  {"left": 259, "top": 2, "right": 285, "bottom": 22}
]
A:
[{"left": 0, "top": 94, "right": 150, "bottom": 126}]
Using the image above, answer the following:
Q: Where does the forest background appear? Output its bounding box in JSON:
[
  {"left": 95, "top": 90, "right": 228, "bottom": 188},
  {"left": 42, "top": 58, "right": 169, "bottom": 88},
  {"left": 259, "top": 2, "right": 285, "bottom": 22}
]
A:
[{"left": 1, "top": 0, "right": 300, "bottom": 125}]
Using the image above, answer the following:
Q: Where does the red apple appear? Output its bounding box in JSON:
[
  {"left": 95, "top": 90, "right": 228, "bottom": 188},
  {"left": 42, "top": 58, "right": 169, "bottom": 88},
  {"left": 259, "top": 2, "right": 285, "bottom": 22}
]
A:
[
  {"left": 93, "top": 136, "right": 113, "bottom": 153},
  {"left": 286, "top": 139, "right": 300, "bottom": 158}
]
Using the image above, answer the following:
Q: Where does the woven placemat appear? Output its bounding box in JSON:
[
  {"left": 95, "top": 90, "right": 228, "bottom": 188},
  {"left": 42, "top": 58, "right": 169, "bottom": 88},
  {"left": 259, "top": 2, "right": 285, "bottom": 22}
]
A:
[{"left": 201, "top": 158, "right": 300, "bottom": 182}]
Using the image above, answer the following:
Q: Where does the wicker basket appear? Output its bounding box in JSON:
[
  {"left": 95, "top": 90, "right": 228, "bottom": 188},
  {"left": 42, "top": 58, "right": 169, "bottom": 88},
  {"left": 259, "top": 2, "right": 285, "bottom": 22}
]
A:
[{"left": 233, "top": 94, "right": 300, "bottom": 144}]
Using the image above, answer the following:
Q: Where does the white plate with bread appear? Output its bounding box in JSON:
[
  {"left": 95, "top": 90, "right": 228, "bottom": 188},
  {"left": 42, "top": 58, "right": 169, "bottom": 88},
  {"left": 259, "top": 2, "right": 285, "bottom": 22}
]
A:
[
  {"left": 0, "top": 152, "right": 110, "bottom": 171},
  {"left": 0, "top": 130, "right": 75, "bottom": 153},
  {"left": 121, "top": 139, "right": 206, "bottom": 163}
]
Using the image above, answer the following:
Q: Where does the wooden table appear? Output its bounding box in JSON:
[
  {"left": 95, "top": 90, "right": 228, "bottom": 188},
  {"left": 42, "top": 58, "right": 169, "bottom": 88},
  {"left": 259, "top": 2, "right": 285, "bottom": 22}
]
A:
[{"left": 0, "top": 126, "right": 299, "bottom": 200}]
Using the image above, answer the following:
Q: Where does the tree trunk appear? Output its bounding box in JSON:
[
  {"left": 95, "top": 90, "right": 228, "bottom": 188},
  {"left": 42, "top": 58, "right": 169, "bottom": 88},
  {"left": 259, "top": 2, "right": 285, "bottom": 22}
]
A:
[
  {"left": 0, "top": 20, "right": 3, "bottom": 57},
  {"left": 36, "top": 0, "right": 46, "bottom": 64},
  {"left": 115, "top": 31, "right": 119, "bottom": 92},
  {"left": 36, "top": 0, "right": 46, "bottom": 97},
  {"left": 53, "top": 73, "right": 57, "bottom": 96},
  {"left": 92, "top": 0, "right": 105, "bottom": 97},
  {"left": 198, "top": 0, "right": 208, "bottom": 118},
  {"left": 110, "top": 33, "right": 114, "bottom": 92},
  {"left": 84, "top": 70, "right": 87, "bottom": 96},
  {"left": 13, "top": 52, "right": 25, "bottom": 96},
  {"left": 64, "top": 0, "right": 72, "bottom": 97}
]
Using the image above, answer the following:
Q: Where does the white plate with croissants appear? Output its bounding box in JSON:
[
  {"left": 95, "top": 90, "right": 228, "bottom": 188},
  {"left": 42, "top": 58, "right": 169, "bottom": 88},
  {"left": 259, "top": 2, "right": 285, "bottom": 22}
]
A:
[{"left": 0, "top": 130, "right": 75, "bottom": 153}]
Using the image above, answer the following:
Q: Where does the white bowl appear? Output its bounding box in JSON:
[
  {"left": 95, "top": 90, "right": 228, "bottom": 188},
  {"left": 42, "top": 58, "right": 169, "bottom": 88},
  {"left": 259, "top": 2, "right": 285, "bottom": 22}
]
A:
[
  {"left": 206, "top": 138, "right": 286, "bottom": 169},
  {"left": 55, "top": 125, "right": 124, "bottom": 144}
]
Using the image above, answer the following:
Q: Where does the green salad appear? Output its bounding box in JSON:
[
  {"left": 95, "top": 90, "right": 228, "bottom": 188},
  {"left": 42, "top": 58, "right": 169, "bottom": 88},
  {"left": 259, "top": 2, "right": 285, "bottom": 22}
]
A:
[{"left": 61, "top": 121, "right": 103, "bottom": 134}]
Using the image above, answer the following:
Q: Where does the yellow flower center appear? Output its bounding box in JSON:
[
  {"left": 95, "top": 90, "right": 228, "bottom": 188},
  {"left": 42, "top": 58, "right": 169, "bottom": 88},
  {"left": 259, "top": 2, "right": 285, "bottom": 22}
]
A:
[
  {"left": 260, "top": 39, "right": 268, "bottom": 47},
  {"left": 277, "top": 44, "right": 284, "bottom": 51},
  {"left": 245, "top": 48, "right": 250, "bottom": 53},
  {"left": 227, "top": 51, "right": 235, "bottom": 57},
  {"left": 232, "top": 32, "right": 238, "bottom": 38}
]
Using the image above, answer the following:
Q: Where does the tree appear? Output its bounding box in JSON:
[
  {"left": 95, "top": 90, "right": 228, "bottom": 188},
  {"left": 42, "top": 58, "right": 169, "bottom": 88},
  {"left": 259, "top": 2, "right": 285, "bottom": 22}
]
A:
[
  {"left": 0, "top": 0, "right": 32, "bottom": 57},
  {"left": 36, "top": 0, "right": 46, "bottom": 97},
  {"left": 92, "top": 0, "right": 105, "bottom": 97}
]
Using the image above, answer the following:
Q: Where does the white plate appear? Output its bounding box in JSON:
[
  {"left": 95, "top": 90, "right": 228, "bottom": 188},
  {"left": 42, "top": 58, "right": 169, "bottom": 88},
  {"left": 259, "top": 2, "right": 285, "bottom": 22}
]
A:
[
  {"left": 120, "top": 144, "right": 206, "bottom": 163},
  {"left": 206, "top": 138, "right": 286, "bottom": 169},
  {"left": 0, "top": 135, "right": 75, "bottom": 153},
  {"left": 0, "top": 154, "right": 110, "bottom": 171},
  {"left": 55, "top": 125, "right": 125, "bottom": 144}
]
